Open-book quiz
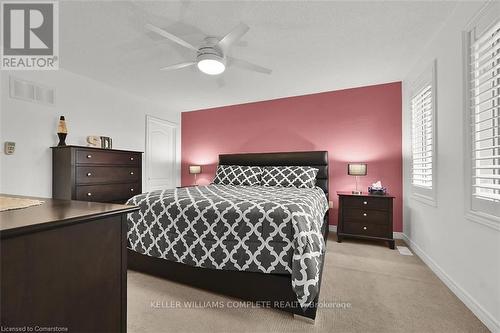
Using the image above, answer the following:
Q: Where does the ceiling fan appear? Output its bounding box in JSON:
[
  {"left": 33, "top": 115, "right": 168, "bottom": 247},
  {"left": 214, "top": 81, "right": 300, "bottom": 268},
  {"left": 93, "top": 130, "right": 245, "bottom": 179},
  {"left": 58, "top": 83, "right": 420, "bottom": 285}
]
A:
[{"left": 145, "top": 22, "right": 272, "bottom": 76}]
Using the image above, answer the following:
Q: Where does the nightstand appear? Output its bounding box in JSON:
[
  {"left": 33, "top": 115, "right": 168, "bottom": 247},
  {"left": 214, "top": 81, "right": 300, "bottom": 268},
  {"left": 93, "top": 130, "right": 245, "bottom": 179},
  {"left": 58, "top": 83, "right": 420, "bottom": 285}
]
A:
[{"left": 337, "top": 191, "right": 395, "bottom": 249}]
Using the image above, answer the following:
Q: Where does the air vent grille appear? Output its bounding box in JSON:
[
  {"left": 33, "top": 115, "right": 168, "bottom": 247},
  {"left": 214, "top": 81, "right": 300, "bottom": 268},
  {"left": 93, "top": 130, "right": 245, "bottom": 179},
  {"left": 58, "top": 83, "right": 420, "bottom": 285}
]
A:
[{"left": 9, "top": 76, "right": 55, "bottom": 105}]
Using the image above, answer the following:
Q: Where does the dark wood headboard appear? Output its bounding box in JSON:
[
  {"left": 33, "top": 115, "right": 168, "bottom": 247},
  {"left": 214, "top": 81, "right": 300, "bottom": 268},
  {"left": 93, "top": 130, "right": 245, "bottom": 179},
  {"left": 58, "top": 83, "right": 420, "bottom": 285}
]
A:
[{"left": 218, "top": 151, "right": 329, "bottom": 198}]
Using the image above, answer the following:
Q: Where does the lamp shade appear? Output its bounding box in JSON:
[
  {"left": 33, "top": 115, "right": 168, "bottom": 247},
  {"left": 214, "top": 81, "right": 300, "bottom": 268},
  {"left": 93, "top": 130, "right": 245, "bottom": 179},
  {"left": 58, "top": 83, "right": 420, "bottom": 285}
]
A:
[
  {"left": 348, "top": 163, "right": 367, "bottom": 176},
  {"left": 189, "top": 165, "right": 201, "bottom": 174}
]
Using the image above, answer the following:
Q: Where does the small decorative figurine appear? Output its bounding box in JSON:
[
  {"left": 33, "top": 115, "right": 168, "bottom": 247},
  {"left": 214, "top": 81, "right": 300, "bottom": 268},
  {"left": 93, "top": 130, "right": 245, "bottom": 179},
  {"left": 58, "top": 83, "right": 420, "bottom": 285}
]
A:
[
  {"left": 86, "top": 135, "right": 101, "bottom": 147},
  {"left": 57, "top": 116, "right": 68, "bottom": 146}
]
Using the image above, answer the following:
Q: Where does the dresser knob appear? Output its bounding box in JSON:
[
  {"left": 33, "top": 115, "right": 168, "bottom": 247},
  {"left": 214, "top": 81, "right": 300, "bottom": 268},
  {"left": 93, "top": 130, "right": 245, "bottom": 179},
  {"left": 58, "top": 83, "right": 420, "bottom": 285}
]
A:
[
  {"left": 87, "top": 154, "right": 92, "bottom": 159},
  {"left": 130, "top": 171, "right": 134, "bottom": 175},
  {"left": 130, "top": 157, "right": 134, "bottom": 161},
  {"left": 87, "top": 192, "right": 92, "bottom": 197},
  {"left": 363, "top": 201, "right": 368, "bottom": 205},
  {"left": 86, "top": 172, "right": 92, "bottom": 177},
  {"left": 130, "top": 188, "right": 134, "bottom": 192},
  {"left": 363, "top": 213, "right": 367, "bottom": 217},
  {"left": 363, "top": 226, "right": 367, "bottom": 230}
]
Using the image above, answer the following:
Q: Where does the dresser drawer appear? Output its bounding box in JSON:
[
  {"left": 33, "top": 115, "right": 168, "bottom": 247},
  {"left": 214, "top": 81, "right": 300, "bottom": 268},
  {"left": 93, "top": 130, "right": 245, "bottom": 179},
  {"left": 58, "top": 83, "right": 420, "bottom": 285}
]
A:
[
  {"left": 76, "top": 149, "right": 140, "bottom": 166},
  {"left": 76, "top": 166, "right": 139, "bottom": 184},
  {"left": 76, "top": 183, "right": 140, "bottom": 202},
  {"left": 342, "top": 196, "right": 389, "bottom": 210},
  {"left": 343, "top": 221, "right": 391, "bottom": 238},
  {"left": 343, "top": 208, "right": 389, "bottom": 225}
]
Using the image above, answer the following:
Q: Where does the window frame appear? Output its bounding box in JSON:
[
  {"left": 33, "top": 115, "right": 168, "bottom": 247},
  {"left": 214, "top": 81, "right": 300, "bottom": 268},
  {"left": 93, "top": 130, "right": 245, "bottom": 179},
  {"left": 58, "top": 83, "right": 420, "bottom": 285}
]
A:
[
  {"left": 463, "top": 1, "right": 500, "bottom": 230},
  {"left": 410, "top": 60, "right": 438, "bottom": 207}
]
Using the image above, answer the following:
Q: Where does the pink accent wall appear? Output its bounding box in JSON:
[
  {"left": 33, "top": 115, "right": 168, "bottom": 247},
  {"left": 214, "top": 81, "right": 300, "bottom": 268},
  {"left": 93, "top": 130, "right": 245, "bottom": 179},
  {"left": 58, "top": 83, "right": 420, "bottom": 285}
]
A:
[{"left": 181, "top": 82, "right": 402, "bottom": 231}]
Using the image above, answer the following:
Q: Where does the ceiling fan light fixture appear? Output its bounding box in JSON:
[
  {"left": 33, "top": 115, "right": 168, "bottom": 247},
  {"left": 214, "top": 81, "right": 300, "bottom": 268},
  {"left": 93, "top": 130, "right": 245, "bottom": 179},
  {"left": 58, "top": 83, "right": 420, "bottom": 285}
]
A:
[{"left": 197, "top": 54, "right": 226, "bottom": 75}]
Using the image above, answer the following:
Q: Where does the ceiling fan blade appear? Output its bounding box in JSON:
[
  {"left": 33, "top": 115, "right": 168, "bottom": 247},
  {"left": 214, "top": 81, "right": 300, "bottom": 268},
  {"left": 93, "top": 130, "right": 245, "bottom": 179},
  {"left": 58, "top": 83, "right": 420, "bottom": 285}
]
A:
[
  {"left": 228, "top": 57, "right": 272, "bottom": 74},
  {"left": 145, "top": 23, "right": 198, "bottom": 51},
  {"left": 217, "top": 22, "right": 249, "bottom": 51},
  {"left": 160, "top": 62, "right": 196, "bottom": 71}
]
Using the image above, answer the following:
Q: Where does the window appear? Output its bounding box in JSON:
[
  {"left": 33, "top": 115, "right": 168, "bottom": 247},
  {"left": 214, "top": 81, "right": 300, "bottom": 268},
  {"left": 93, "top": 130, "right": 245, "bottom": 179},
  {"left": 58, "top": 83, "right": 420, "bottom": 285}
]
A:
[
  {"left": 411, "top": 85, "right": 433, "bottom": 188},
  {"left": 465, "top": 1, "right": 500, "bottom": 227},
  {"left": 410, "top": 61, "right": 437, "bottom": 205}
]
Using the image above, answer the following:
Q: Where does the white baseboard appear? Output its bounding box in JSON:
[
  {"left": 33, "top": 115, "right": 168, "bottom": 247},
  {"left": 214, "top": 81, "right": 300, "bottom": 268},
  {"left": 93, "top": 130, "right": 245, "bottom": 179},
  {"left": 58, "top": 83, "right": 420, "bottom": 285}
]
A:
[
  {"left": 328, "top": 225, "right": 404, "bottom": 240},
  {"left": 393, "top": 232, "right": 405, "bottom": 239},
  {"left": 401, "top": 234, "right": 499, "bottom": 333}
]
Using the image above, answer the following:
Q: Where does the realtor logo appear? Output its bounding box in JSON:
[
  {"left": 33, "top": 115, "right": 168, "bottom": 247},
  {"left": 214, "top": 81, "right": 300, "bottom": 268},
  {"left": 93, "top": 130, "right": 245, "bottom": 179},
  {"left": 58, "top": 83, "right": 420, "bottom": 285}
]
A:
[{"left": 1, "top": 1, "right": 59, "bottom": 70}]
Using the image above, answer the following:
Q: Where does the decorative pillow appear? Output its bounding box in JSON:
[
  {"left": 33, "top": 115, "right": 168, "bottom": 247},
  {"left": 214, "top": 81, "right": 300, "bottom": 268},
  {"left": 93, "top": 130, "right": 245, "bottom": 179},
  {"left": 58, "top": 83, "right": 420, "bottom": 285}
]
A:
[
  {"left": 213, "top": 165, "right": 262, "bottom": 186},
  {"left": 261, "top": 166, "right": 319, "bottom": 188}
]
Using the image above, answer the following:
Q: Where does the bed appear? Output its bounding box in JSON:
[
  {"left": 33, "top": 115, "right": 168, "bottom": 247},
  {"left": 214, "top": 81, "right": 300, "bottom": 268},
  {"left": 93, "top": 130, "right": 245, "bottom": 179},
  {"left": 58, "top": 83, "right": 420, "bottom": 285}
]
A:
[{"left": 127, "top": 151, "right": 329, "bottom": 320}]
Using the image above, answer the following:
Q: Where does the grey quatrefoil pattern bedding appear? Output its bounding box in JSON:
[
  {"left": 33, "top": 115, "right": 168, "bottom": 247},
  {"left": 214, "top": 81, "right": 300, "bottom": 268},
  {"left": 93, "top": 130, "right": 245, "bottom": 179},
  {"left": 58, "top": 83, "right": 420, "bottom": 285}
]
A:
[
  {"left": 126, "top": 184, "right": 328, "bottom": 308},
  {"left": 261, "top": 166, "right": 319, "bottom": 188},
  {"left": 212, "top": 165, "right": 262, "bottom": 186}
]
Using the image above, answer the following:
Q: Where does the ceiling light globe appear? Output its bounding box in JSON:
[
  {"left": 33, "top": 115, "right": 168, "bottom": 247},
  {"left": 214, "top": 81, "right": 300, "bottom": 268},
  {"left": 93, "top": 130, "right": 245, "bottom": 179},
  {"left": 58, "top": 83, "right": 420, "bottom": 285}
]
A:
[{"left": 197, "top": 58, "right": 225, "bottom": 75}]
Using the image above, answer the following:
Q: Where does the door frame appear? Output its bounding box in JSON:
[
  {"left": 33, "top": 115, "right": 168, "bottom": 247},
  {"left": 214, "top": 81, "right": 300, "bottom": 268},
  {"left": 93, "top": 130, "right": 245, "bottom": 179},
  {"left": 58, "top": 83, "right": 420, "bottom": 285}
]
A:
[{"left": 145, "top": 115, "right": 180, "bottom": 192}]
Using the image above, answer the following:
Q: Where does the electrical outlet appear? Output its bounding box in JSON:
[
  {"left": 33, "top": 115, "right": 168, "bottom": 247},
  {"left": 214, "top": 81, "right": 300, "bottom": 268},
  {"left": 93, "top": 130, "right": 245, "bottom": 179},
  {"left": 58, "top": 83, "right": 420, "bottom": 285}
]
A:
[
  {"left": 4, "top": 142, "right": 15, "bottom": 155},
  {"left": 328, "top": 201, "right": 334, "bottom": 209}
]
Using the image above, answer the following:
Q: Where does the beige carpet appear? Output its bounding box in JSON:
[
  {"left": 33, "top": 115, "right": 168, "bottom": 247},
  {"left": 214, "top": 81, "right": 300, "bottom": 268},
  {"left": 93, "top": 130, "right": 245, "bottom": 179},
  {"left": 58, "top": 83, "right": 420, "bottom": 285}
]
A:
[{"left": 128, "top": 234, "right": 489, "bottom": 333}]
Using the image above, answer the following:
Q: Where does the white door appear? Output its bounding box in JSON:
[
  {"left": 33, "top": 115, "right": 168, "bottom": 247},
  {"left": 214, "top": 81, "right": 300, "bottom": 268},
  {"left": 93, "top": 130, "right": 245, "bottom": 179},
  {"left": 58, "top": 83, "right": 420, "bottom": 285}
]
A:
[{"left": 145, "top": 115, "right": 178, "bottom": 191}]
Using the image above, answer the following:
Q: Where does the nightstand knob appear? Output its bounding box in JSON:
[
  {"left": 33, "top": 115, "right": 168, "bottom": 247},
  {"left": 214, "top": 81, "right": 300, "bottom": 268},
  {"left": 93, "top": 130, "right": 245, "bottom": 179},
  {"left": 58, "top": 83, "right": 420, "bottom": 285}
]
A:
[
  {"left": 87, "top": 192, "right": 92, "bottom": 197},
  {"left": 130, "top": 188, "right": 134, "bottom": 192},
  {"left": 86, "top": 172, "right": 92, "bottom": 177},
  {"left": 363, "top": 213, "right": 367, "bottom": 217},
  {"left": 87, "top": 154, "right": 92, "bottom": 159},
  {"left": 130, "top": 171, "right": 134, "bottom": 175},
  {"left": 363, "top": 226, "right": 367, "bottom": 230},
  {"left": 130, "top": 157, "right": 134, "bottom": 161},
  {"left": 363, "top": 201, "right": 368, "bottom": 205}
]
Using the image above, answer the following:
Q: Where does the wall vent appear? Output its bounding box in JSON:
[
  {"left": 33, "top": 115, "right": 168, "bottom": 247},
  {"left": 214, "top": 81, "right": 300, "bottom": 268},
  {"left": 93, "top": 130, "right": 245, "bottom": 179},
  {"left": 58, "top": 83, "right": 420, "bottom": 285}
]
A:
[{"left": 9, "top": 76, "right": 55, "bottom": 106}]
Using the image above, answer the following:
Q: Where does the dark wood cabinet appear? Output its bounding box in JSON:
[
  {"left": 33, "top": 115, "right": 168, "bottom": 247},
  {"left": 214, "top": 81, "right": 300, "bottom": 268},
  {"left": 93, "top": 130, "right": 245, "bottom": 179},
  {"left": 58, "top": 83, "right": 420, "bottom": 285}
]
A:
[
  {"left": 337, "top": 192, "right": 395, "bottom": 249},
  {"left": 0, "top": 195, "right": 138, "bottom": 332},
  {"left": 52, "top": 145, "right": 143, "bottom": 203}
]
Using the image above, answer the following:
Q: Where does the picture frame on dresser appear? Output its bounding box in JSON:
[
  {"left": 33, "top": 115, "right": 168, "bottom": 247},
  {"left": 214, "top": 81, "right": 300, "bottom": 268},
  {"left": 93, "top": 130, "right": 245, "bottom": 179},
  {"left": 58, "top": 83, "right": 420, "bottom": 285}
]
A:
[{"left": 52, "top": 145, "right": 143, "bottom": 203}]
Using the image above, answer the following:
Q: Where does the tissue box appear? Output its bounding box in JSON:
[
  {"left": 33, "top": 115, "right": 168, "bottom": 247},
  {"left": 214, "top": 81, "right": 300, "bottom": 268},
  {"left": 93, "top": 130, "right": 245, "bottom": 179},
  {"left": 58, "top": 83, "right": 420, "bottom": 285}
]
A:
[{"left": 368, "top": 186, "right": 387, "bottom": 195}]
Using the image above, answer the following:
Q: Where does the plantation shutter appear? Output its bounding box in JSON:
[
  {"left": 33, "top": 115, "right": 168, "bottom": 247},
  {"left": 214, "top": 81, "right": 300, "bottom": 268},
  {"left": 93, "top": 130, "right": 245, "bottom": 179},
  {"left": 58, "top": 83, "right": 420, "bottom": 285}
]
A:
[
  {"left": 470, "top": 19, "right": 500, "bottom": 210},
  {"left": 411, "top": 85, "right": 433, "bottom": 189}
]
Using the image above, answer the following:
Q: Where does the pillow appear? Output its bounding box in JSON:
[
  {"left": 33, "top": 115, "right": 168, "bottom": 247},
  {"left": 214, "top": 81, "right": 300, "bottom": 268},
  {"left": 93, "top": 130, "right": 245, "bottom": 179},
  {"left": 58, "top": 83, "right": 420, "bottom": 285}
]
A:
[
  {"left": 213, "top": 165, "right": 262, "bottom": 186},
  {"left": 261, "top": 166, "right": 318, "bottom": 188}
]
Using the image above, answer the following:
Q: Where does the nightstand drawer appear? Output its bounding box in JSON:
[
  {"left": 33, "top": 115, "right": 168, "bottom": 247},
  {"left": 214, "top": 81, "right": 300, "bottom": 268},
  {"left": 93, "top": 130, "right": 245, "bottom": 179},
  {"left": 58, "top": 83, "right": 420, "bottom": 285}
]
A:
[
  {"left": 343, "top": 221, "right": 391, "bottom": 238},
  {"left": 343, "top": 208, "right": 389, "bottom": 225},
  {"left": 342, "top": 196, "right": 389, "bottom": 210}
]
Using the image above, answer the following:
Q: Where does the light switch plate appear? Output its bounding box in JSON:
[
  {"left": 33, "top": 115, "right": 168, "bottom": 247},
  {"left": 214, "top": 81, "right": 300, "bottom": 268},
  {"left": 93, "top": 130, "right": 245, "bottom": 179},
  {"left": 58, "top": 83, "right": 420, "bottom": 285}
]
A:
[
  {"left": 328, "top": 201, "right": 334, "bottom": 209},
  {"left": 4, "top": 142, "right": 15, "bottom": 155}
]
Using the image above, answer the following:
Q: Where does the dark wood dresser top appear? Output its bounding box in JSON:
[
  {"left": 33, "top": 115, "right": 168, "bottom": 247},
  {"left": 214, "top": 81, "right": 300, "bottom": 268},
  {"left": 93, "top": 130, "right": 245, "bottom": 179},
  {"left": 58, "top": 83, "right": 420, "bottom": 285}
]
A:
[
  {"left": 0, "top": 194, "right": 138, "bottom": 238},
  {"left": 337, "top": 191, "right": 395, "bottom": 198},
  {"left": 51, "top": 145, "right": 143, "bottom": 154}
]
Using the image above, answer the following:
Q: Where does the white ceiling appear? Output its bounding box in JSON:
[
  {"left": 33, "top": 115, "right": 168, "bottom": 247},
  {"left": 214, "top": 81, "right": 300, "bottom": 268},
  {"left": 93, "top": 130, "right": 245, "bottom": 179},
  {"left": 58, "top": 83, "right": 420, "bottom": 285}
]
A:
[{"left": 60, "top": 1, "right": 458, "bottom": 111}]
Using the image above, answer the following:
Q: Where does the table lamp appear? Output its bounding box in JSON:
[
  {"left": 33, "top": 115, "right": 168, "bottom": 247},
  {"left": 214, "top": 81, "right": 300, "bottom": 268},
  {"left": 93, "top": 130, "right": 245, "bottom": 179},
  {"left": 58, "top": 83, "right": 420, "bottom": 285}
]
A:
[
  {"left": 189, "top": 165, "right": 201, "bottom": 185},
  {"left": 348, "top": 163, "right": 367, "bottom": 195}
]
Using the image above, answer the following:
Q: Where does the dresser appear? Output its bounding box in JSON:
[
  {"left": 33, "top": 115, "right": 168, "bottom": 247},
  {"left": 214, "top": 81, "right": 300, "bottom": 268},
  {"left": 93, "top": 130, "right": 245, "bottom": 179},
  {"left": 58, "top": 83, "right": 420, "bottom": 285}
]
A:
[
  {"left": 337, "top": 192, "right": 395, "bottom": 249},
  {"left": 52, "top": 145, "right": 142, "bottom": 203},
  {"left": 1, "top": 195, "right": 138, "bottom": 332}
]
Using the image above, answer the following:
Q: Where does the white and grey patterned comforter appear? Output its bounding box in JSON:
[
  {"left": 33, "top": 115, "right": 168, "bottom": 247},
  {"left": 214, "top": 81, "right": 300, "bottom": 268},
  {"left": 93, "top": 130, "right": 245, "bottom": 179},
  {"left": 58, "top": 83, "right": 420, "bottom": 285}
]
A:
[{"left": 126, "top": 184, "right": 329, "bottom": 308}]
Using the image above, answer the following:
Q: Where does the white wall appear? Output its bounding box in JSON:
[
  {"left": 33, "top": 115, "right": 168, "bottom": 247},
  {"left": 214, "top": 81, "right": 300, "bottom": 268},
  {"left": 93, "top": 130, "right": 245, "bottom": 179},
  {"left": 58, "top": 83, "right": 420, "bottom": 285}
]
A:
[
  {"left": 402, "top": 2, "right": 500, "bottom": 332},
  {"left": 0, "top": 69, "right": 181, "bottom": 197}
]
